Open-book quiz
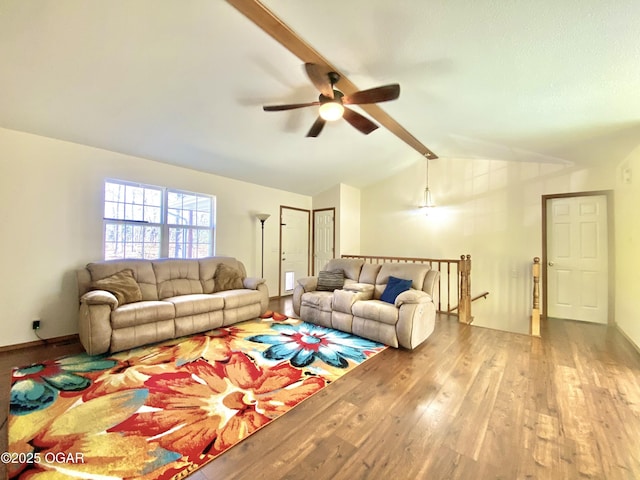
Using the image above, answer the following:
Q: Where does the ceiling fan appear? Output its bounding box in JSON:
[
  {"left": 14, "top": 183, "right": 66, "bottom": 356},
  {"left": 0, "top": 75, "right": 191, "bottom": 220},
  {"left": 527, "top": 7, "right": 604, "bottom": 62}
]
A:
[{"left": 263, "top": 63, "right": 401, "bottom": 137}]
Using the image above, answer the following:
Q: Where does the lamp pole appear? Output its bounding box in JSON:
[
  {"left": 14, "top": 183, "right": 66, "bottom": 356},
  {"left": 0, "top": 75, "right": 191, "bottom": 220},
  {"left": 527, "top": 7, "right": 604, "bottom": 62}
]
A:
[{"left": 256, "top": 213, "right": 270, "bottom": 277}]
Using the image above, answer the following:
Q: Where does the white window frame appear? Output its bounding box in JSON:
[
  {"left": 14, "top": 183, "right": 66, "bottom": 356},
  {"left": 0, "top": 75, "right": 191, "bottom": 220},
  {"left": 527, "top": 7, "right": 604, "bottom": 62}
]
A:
[
  {"left": 103, "top": 179, "right": 216, "bottom": 260},
  {"left": 165, "top": 187, "right": 216, "bottom": 259}
]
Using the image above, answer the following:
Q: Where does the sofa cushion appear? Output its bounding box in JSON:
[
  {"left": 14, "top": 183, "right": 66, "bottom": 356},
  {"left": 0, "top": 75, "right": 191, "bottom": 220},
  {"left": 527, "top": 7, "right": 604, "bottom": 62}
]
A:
[
  {"left": 111, "top": 319, "right": 175, "bottom": 353},
  {"left": 375, "top": 263, "right": 431, "bottom": 299},
  {"left": 152, "top": 260, "right": 203, "bottom": 299},
  {"left": 352, "top": 317, "right": 399, "bottom": 348},
  {"left": 87, "top": 260, "right": 158, "bottom": 301},
  {"left": 324, "top": 258, "right": 364, "bottom": 281},
  {"left": 359, "top": 263, "right": 382, "bottom": 284},
  {"left": 352, "top": 300, "right": 399, "bottom": 326},
  {"left": 164, "top": 294, "right": 225, "bottom": 318},
  {"left": 333, "top": 288, "right": 373, "bottom": 314},
  {"left": 199, "top": 257, "right": 247, "bottom": 293},
  {"left": 376, "top": 263, "right": 430, "bottom": 289},
  {"left": 213, "top": 289, "right": 263, "bottom": 309},
  {"left": 316, "top": 270, "right": 345, "bottom": 291},
  {"left": 111, "top": 301, "right": 175, "bottom": 329},
  {"left": 213, "top": 263, "right": 244, "bottom": 292},
  {"left": 91, "top": 269, "right": 142, "bottom": 306},
  {"left": 380, "top": 276, "right": 413, "bottom": 304},
  {"left": 301, "top": 291, "right": 334, "bottom": 312}
]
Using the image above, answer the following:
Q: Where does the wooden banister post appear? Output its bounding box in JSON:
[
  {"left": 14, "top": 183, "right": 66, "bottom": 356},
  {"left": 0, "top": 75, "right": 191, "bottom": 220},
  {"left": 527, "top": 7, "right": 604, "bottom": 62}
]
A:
[
  {"left": 531, "top": 257, "right": 541, "bottom": 337},
  {"left": 458, "top": 254, "right": 472, "bottom": 324}
]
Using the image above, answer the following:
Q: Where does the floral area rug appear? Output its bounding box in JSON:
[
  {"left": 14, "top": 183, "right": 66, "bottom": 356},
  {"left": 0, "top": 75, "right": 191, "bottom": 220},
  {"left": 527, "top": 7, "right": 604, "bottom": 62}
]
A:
[{"left": 7, "top": 315, "right": 386, "bottom": 479}]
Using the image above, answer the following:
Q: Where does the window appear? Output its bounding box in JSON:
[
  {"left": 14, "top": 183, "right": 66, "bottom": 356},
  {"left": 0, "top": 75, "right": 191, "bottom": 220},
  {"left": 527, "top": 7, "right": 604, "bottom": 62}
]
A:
[
  {"left": 167, "top": 190, "right": 213, "bottom": 258},
  {"left": 103, "top": 179, "right": 215, "bottom": 260}
]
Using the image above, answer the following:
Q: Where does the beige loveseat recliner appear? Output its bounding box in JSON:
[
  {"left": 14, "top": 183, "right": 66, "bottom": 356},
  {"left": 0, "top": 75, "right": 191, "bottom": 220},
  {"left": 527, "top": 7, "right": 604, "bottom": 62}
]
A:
[
  {"left": 293, "top": 258, "right": 439, "bottom": 349},
  {"left": 76, "top": 256, "right": 268, "bottom": 355}
]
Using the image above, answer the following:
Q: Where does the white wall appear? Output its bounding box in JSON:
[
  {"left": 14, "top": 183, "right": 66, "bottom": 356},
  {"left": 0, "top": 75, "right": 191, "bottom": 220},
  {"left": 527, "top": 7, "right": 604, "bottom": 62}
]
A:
[
  {"left": 0, "top": 128, "right": 310, "bottom": 347},
  {"left": 615, "top": 145, "right": 640, "bottom": 351},
  {"left": 360, "top": 156, "right": 618, "bottom": 334},
  {"left": 339, "top": 184, "right": 361, "bottom": 256}
]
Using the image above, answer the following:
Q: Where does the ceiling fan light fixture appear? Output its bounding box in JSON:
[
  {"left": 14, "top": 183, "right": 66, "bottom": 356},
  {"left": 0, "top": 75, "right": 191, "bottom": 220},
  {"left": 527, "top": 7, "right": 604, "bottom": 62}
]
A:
[
  {"left": 319, "top": 101, "right": 344, "bottom": 121},
  {"left": 262, "top": 63, "right": 406, "bottom": 138}
]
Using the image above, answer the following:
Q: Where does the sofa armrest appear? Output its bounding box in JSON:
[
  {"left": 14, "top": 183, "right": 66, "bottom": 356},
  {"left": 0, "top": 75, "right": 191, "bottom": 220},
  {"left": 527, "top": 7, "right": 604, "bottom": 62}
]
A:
[
  {"left": 296, "top": 276, "right": 318, "bottom": 292},
  {"left": 395, "top": 289, "right": 432, "bottom": 307},
  {"left": 80, "top": 290, "right": 119, "bottom": 309},
  {"left": 243, "top": 277, "right": 266, "bottom": 290},
  {"left": 292, "top": 276, "right": 317, "bottom": 316},
  {"left": 396, "top": 300, "right": 436, "bottom": 350},
  {"left": 423, "top": 270, "right": 440, "bottom": 305},
  {"left": 78, "top": 302, "right": 113, "bottom": 355}
]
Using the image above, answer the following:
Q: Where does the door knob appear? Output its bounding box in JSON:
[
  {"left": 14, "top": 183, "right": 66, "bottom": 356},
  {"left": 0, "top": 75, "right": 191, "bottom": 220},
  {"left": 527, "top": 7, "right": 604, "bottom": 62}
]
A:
[{"left": 548, "top": 261, "right": 554, "bottom": 266}]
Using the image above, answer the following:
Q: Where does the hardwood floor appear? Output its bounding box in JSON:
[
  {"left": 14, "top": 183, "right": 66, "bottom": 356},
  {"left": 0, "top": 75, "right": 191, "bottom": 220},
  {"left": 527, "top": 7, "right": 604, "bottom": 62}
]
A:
[{"left": 2, "top": 297, "right": 639, "bottom": 479}]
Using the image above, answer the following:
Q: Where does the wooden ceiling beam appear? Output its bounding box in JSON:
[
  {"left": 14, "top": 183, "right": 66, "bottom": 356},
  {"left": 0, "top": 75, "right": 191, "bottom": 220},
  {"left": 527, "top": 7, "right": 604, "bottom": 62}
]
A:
[{"left": 226, "top": 0, "right": 438, "bottom": 159}]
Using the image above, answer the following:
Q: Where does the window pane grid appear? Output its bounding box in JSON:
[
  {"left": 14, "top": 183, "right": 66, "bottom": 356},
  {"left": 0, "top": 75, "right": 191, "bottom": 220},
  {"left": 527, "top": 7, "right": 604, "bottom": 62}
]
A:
[
  {"left": 104, "top": 181, "right": 163, "bottom": 223},
  {"left": 103, "top": 180, "right": 214, "bottom": 260},
  {"left": 168, "top": 227, "right": 211, "bottom": 259},
  {"left": 167, "top": 191, "right": 212, "bottom": 228},
  {"left": 104, "top": 222, "right": 162, "bottom": 260}
]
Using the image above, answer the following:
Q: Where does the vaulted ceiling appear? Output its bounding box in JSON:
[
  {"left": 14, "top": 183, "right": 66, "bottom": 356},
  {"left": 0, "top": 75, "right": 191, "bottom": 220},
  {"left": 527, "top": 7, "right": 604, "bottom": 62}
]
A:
[{"left": 1, "top": 0, "right": 639, "bottom": 195}]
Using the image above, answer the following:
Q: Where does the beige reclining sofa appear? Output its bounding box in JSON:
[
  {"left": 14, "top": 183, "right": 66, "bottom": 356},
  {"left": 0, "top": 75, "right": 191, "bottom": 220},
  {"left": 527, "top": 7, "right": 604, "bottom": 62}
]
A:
[
  {"left": 293, "top": 258, "right": 439, "bottom": 349},
  {"left": 76, "top": 256, "right": 268, "bottom": 355}
]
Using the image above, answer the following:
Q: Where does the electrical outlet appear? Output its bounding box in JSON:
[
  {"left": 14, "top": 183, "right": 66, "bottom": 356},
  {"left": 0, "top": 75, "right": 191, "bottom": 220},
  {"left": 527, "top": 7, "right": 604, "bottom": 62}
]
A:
[{"left": 32, "top": 320, "right": 41, "bottom": 330}]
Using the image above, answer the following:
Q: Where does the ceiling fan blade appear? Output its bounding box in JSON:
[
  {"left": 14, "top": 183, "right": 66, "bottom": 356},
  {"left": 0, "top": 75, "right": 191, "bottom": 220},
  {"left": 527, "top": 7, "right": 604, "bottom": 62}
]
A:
[
  {"left": 263, "top": 101, "right": 320, "bottom": 111},
  {"left": 306, "top": 116, "right": 326, "bottom": 137},
  {"left": 343, "top": 107, "right": 379, "bottom": 135},
  {"left": 343, "top": 84, "right": 401, "bottom": 105},
  {"left": 304, "top": 63, "right": 334, "bottom": 99}
]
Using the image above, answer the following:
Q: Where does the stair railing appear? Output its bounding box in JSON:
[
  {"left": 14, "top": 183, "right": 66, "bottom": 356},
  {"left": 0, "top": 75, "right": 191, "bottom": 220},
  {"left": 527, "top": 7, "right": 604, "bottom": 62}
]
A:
[{"left": 531, "top": 257, "right": 541, "bottom": 337}]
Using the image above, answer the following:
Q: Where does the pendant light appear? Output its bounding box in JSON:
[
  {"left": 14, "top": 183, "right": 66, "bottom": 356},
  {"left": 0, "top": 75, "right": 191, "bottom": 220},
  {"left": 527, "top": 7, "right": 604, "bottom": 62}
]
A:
[{"left": 421, "top": 156, "right": 435, "bottom": 213}]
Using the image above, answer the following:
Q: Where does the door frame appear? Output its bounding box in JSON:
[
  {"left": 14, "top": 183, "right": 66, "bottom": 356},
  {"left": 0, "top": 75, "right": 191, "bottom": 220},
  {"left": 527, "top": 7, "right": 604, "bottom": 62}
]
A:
[
  {"left": 541, "top": 190, "right": 615, "bottom": 324},
  {"left": 278, "top": 205, "right": 311, "bottom": 297},
  {"left": 312, "top": 207, "right": 336, "bottom": 275}
]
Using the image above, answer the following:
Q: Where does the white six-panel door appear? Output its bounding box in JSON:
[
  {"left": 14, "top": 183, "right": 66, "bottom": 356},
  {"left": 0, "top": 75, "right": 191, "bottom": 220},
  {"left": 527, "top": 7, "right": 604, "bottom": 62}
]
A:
[
  {"left": 546, "top": 195, "right": 608, "bottom": 323},
  {"left": 313, "top": 209, "right": 335, "bottom": 274}
]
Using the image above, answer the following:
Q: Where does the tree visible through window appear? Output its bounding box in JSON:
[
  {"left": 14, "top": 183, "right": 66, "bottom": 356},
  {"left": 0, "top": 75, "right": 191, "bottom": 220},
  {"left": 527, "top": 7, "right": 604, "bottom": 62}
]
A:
[{"left": 103, "top": 180, "right": 215, "bottom": 260}]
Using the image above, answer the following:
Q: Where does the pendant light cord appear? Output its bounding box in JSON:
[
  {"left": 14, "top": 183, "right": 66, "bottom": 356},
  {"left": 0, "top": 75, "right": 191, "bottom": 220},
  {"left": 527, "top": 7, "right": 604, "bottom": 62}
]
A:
[{"left": 426, "top": 156, "right": 429, "bottom": 189}]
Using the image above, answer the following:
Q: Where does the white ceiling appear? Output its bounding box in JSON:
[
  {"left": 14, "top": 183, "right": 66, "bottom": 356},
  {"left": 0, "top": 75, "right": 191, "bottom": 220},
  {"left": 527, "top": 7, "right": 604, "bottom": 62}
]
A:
[{"left": 1, "top": 0, "right": 639, "bottom": 195}]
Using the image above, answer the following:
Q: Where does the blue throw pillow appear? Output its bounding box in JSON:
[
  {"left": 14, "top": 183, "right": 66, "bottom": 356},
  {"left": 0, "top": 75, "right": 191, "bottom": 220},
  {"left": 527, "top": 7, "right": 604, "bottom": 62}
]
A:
[{"left": 380, "top": 276, "right": 413, "bottom": 304}]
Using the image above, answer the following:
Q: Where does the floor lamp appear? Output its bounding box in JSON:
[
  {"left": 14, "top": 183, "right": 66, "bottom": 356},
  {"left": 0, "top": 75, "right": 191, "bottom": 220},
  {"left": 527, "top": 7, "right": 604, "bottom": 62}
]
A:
[{"left": 256, "top": 213, "right": 270, "bottom": 278}]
